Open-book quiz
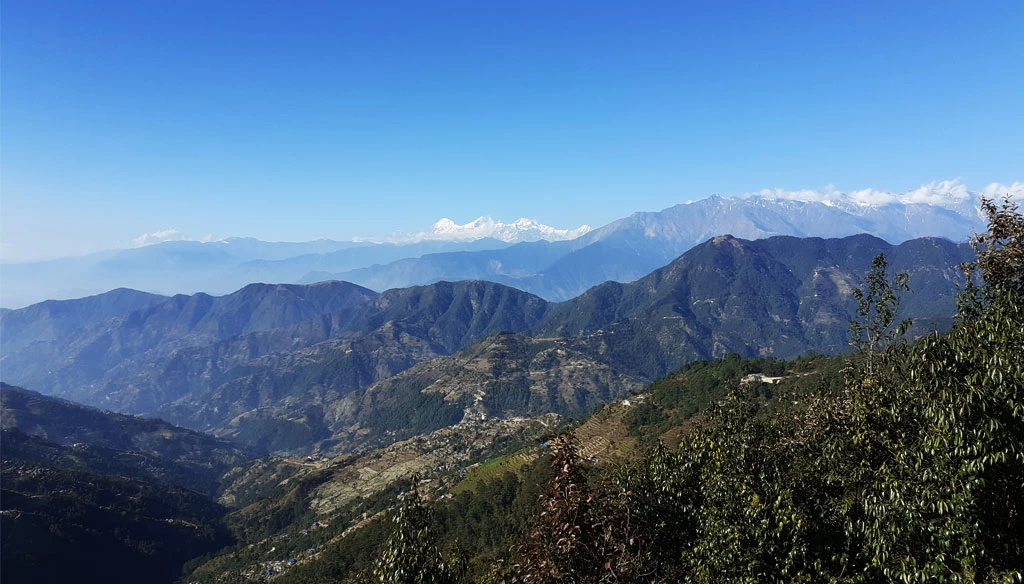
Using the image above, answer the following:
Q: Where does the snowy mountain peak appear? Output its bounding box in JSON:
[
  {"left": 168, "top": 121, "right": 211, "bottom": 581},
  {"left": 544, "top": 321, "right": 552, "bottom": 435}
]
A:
[
  {"left": 411, "top": 216, "right": 591, "bottom": 243},
  {"left": 748, "top": 180, "right": 1023, "bottom": 211}
]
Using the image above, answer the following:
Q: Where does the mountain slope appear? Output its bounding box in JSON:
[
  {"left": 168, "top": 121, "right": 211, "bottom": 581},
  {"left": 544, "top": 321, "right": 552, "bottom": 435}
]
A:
[
  {"left": 0, "top": 384, "right": 252, "bottom": 583},
  {"left": 0, "top": 281, "right": 378, "bottom": 408},
  {"left": 2, "top": 443, "right": 234, "bottom": 584},
  {"left": 1, "top": 280, "right": 551, "bottom": 449},
  {"left": 321, "top": 332, "right": 648, "bottom": 450},
  {"left": 151, "top": 282, "right": 551, "bottom": 448},
  {"left": 536, "top": 234, "right": 973, "bottom": 378},
  {"left": 149, "top": 235, "right": 971, "bottom": 453},
  {"left": 0, "top": 383, "right": 254, "bottom": 494}
]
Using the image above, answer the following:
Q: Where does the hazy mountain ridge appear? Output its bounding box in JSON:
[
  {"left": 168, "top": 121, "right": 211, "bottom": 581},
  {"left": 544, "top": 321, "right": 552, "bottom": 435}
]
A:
[
  {"left": 0, "top": 238, "right": 511, "bottom": 309},
  {"left": 0, "top": 281, "right": 551, "bottom": 451},
  {"left": 305, "top": 239, "right": 570, "bottom": 290},
  {"left": 2, "top": 186, "right": 1003, "bottom": 308},
  {"left": 0, "top": 281, "right": 378, "bottom": 408},
  {"left": 0, "top": 288, "right": 169, "bottom": 354},
  {"left": 314, "top": 193, "right": 987, "bottom": 301},
  {"left": 0, "top": 234, "right": 973, "bottom": 456}
]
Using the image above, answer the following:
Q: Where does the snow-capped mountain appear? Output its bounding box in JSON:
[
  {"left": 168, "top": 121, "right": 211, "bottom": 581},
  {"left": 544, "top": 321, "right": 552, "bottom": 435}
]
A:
[
  {"left": 319, "top": 180, "right": 1021, "bottom": 302},
  {"left": 383, "top": 216, "right": 592, "bottom": 244},
  {"left": 745, "top": 180, "right": 1023, "bottom": 216},
  {"left": 580, "top": 180, "right": 1022, "bottom": 248}
]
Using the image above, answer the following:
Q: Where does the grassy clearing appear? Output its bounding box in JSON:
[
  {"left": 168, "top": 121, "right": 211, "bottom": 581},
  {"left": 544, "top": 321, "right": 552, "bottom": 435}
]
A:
[{"left": 453, "top": 453, "right": 535, "bottom": 495}]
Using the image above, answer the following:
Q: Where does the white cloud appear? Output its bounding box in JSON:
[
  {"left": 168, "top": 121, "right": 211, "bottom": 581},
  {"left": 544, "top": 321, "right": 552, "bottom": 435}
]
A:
[
  {"left": 131, "top": 229, "right": 189, "bottom": 247},
  {"left": 891, "top": 180, "right": 971, "bottom": 206},
  {"left": 982, "top": 181, "right": 1024, "bottom": 201},
  {"left": 751, "top": 185, "right": 843, "bottom": 204}
]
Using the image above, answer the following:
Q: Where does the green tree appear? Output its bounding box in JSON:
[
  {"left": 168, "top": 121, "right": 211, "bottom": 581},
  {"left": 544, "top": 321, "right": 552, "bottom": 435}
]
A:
[
  {"left": 848, "top": 253, "right": 911, "bottom": 356},
  {"left": 960, "top": 195, "right": 1024, "bottom": 317},
  {"left": 817, "top": 199, "right": 1024, "bottom": 582},
  {"left": 370, "top": 480, "right": 466, "bottom": 584}
]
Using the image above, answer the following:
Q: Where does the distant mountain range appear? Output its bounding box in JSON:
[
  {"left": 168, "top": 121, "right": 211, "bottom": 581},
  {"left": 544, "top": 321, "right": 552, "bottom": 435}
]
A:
[
  {"left": 0, "top": 237, "right": 512, "bottom": 309},
  {"left": 317, "top": 191, "right": 988, "bottom": 300},
  {"left": 0, "top": 233, "right": 973, "bottom": 453},
  {"left": 3, "top": 181, "right": 1015, "bottom": 308}
]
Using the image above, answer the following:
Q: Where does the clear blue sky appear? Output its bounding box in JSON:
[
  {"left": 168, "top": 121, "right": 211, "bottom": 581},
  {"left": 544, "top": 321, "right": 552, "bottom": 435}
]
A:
[{"left": 3, "top": 0, "right": 1022, "bottom": 260}]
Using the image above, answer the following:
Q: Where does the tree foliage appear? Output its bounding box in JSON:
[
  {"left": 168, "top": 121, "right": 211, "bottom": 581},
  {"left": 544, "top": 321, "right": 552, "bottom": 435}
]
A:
[
  {"left": 496, "top": 435, "right": 655, "bottom": 584},
  {"left": 959, "top": 196, "right": 1024, "bottom": 319},
  {"left": 848, "top": 253, "right": 911, "bottom": 355},
  {"left": 369, "top": 481, "right": 466, "bottom": 584}
]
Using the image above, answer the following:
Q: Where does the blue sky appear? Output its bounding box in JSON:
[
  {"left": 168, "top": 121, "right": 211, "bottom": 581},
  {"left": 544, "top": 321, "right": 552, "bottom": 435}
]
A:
[{"left": 3, "top": 0, "right": 1022, "bottom": 260}]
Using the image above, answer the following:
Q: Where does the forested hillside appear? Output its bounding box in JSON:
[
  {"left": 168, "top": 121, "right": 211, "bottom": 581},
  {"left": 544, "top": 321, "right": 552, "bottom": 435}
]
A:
[
  {"left": 364, "top": 197, "right": 1024, "bottom": 583},
  {"left": 178, "top": 198, "right": 1022, "bottom": 583}
]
